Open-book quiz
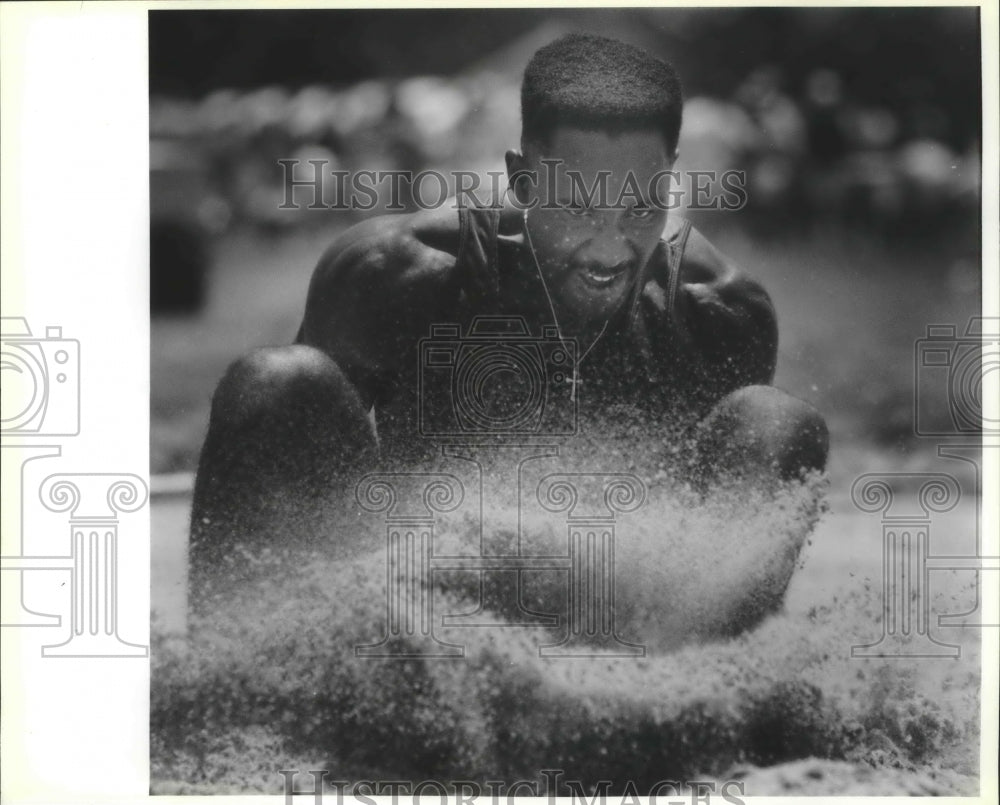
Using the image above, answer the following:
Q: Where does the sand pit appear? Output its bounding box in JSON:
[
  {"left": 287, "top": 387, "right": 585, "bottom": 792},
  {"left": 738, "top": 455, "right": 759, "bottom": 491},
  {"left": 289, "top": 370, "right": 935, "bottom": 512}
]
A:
[{"left": 151, "top": 470, "right": 981, "bottom": 795}]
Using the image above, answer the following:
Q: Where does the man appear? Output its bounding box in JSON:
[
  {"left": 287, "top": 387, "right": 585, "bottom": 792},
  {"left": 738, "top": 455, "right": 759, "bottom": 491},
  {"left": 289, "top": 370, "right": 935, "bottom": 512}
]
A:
[{"left": 188, "top": 34, "right": 828, "bottom": 596}]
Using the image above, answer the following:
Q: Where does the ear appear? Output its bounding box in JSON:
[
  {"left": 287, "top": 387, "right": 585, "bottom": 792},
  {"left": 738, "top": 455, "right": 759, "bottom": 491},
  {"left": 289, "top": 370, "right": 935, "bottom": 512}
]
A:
[{"left": 505, "top": 149, "right": 531, "bottom": 206}]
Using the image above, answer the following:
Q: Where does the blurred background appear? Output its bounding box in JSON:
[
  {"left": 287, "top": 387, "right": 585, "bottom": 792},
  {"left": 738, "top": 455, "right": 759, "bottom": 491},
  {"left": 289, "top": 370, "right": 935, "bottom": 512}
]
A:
[{"left": 150, "top": 7, "right": 982, "bottom": 483}]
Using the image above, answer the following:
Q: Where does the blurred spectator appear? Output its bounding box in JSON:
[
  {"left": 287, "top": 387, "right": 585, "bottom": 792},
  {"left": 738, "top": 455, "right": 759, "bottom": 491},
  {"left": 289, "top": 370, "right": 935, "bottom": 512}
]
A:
[
  {"left": 395, "top": 76, "right": 470, "bottom": 163},
  {"left": 150, "top": 138, "right": 230, "bottom": 314},
  {"left": 736, "top": 67, "right": 808, "bottom": 157},
  {"left": 732, "top": 67, "right": 808, "bottom": 224},
  {"left": 803, "top": 69, "right": 849, "bottom": 165}
]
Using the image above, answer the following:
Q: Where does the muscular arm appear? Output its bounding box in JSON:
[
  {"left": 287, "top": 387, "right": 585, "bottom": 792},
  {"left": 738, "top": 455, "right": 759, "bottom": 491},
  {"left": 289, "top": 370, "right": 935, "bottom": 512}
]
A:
[
  {"left": 296, "top": 210, "right": 461, "bottom": 409},
  {"left": 674, "top": 226, "right": 778, "bottom": 397}
]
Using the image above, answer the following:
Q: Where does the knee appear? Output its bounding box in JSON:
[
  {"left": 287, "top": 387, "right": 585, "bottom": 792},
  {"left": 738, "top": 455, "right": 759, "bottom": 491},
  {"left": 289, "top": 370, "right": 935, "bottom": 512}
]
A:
[
  {"left": 701, "top": 385, "right": 829, "bottom": 480},
  {"left": 210, "top": 345, "right": 366, "bottom": 432}
]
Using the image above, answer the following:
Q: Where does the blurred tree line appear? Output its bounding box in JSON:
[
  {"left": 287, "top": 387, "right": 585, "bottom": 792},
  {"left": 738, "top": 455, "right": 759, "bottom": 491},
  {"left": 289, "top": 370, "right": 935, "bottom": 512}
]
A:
[
  {"left": 149, "top": 7, "right": 981, "bottom": 279},
  {"left": 151, "top": 7, "right": 980, "bottom": 151}
]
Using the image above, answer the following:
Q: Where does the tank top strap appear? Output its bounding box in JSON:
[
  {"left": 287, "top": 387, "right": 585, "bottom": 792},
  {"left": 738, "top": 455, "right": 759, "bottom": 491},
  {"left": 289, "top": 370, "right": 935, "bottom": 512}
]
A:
[
  {"left": 456, "top": 204, "right": 501, "bottom": 309},
  {"left": 664, "top": 216, "right": 693, "bottom": 323},
  {"left": 625, "top": 215, "right": 693, "bottom": 330},
  {"left": 457, "top": 207, "right": 692, "bottom": 327}
]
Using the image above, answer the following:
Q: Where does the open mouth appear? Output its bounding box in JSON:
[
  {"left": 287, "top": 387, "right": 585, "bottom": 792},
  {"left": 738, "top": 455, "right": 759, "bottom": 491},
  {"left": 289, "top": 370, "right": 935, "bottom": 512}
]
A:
[{"left": 580, "top": 264, "right": 630, "bottom": 289}]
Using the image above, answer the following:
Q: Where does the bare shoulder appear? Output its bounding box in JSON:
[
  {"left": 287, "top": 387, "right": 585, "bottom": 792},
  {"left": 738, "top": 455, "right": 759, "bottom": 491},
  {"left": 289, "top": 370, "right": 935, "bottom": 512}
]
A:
[
  {"left": 299, "top": 204, "right": 465, "bottom": 357},
  {"left": 675, "top": 222, "right": 744, "bottom": 286},
  {"left": 674, "top": 222, "right": 773, "bottom": 307},
  {"left": 667, "top": 221, "right": 778, "bottom": 386},
  {"left": 309, "top": 204, "right": 461, "bottom": 293}
]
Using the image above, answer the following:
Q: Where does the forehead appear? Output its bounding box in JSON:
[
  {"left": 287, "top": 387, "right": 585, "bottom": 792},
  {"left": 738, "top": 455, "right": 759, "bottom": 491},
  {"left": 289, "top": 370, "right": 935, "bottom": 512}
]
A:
[{"left": 530, "top": 126, "right": 670, "bottom": 177}]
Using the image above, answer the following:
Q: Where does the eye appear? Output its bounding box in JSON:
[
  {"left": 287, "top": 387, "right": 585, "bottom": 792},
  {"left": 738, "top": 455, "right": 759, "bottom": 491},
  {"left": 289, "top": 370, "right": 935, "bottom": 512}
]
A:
[{"left": 628, "top": 205, "right": 656, "bottom": 220}]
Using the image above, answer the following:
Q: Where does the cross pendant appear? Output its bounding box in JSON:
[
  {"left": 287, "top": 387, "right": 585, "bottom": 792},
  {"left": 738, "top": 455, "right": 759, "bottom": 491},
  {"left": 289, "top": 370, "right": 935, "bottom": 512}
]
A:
[{"left": 567, "top": 366, "right": 582, "bottom": 403}]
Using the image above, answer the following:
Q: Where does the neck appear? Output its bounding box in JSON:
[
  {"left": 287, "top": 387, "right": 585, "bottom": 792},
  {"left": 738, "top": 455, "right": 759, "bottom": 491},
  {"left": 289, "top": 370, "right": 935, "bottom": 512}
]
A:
[{"left": 552, "top": 304, "right": 611, "bottom": 344}]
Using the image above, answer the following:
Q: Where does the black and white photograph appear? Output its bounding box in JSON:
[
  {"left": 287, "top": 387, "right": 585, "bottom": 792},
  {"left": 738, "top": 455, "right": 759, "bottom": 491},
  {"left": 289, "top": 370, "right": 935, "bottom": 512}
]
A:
[{"left": 1, "top": 3, "right": 997, "bottom": 804}]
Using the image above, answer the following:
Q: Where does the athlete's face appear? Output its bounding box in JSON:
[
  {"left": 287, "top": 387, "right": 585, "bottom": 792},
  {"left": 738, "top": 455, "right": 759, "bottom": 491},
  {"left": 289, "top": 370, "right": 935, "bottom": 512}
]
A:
[{"left": 507, "top": 126, "right": 674, "bottom": 333}]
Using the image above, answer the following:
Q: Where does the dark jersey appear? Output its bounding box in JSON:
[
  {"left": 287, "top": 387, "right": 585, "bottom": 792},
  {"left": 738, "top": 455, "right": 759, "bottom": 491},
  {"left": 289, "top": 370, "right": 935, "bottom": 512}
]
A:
[{"left": 298, "top": 203, "right": 777, "bottom": 462}]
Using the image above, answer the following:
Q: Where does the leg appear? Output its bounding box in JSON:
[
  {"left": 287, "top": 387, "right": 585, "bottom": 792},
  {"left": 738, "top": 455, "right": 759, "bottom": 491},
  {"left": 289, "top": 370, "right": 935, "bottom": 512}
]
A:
[
  {"left": 689, "top": 386, "right": 829, "bottom": 631},
  {"left": 189, "top": 345, "right": 378, "bottom": 603},
  {"left": 694, "top": 385, "right": 829, "bottom": 492}
]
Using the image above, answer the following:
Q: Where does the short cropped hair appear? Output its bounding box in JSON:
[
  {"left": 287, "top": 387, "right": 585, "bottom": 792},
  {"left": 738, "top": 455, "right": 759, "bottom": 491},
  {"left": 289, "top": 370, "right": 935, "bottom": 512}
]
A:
[{"left": 521, "top": 33, "right": 683, "bottom": 154}]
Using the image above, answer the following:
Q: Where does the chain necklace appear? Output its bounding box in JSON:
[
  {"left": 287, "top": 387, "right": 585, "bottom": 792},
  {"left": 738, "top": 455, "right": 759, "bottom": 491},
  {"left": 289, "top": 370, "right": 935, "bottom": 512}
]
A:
[{"left": 522, "top": 209, "right": 609, "bottom": 402}]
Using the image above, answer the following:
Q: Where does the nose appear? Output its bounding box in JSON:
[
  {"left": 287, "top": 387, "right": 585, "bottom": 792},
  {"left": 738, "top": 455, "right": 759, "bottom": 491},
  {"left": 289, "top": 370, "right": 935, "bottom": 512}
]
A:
[{"left": 578, "top": 219, "right": 633, "bottom": 270}]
